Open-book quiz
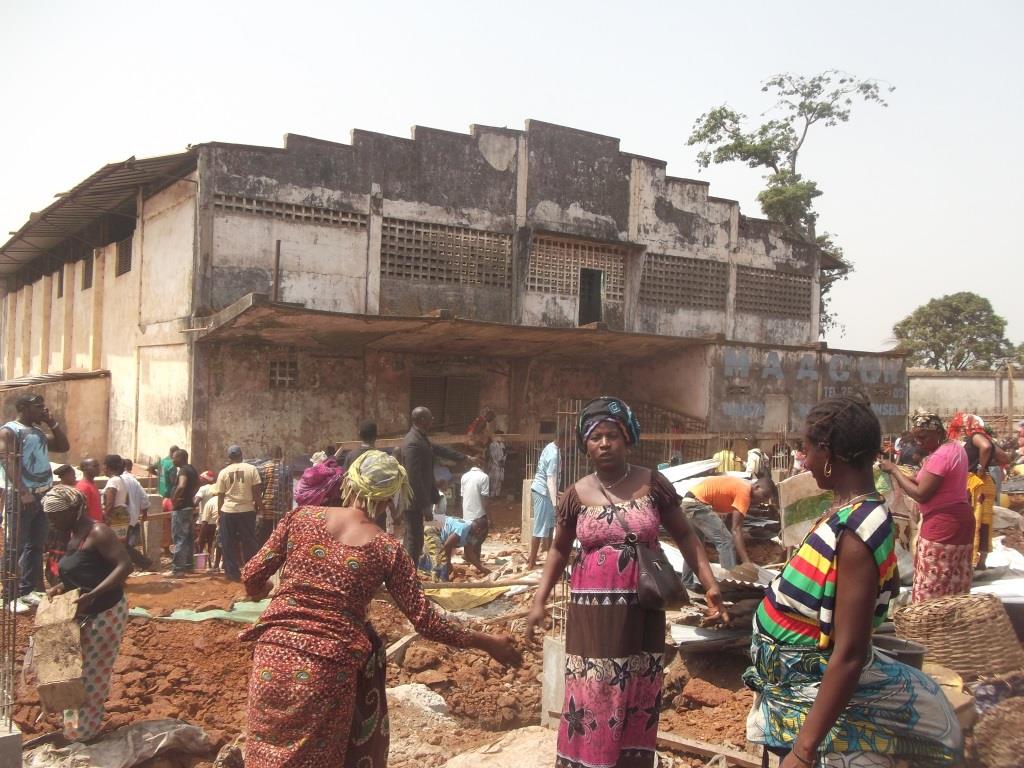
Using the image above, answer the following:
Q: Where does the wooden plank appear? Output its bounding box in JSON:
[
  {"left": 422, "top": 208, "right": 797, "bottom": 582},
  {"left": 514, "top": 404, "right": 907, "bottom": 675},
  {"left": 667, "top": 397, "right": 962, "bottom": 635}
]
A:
[
  {"left": 385, "top": 632, "right": 420, "bottom": 664},
  {"left": 655, "top": 731, "right": 762, "bottom": 768},
  {"left": 419, "top": 578, "right": 538, "bottom": 590}
]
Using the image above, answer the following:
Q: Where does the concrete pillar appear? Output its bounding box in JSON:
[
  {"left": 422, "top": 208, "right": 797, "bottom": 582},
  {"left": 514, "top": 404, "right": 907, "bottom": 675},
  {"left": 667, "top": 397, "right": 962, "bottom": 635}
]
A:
[
  {"left": 89, "top": 251, "right": 105, "bottom": 370},
  {"left": 510, "top": 226, "right": 532, "bottom": 325},
  {"left": 62, "top": 263, "right": 75, "bottom": 371},
  {"left": 725, "top": 262, "right": 737, "bottom": 341},
  {"left": 810, "top": 251, "right": 822, "bottom": 342},
  {"left": 39, "top": 273, "right": 52, "bottom": 374},
  {"left": 520, "top": 478, "right": 533, "bottom": 543},
  {"left": 365, "top": 184, "right": 383, "bottom": 315},
  {"left": 19, "top": 282, "right": 32, "bottom": 376},
  {"left": 622, "top": 247, "right": 646, "bottom": 333},
  {"left": 3, "top": 288, "right": 16, "bottom": 379},
  {"left": 541, "top": 635, "right": 566, "bottom": 728}
]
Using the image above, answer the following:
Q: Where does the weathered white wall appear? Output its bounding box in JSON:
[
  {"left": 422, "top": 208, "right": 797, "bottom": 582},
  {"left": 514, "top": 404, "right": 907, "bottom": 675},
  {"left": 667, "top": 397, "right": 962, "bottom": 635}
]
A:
[
  {"left": 212, "top": 213, "right": 369, "bottom": 313},
  {"left": 627, "top": 346, "right": 712, "bottom": 421},
  {"left": 136, "top": 344, "right": 191, "bottom": 460},
  {"left": 520, "top": 292, "right": 579, "bottom": 328},
  {"left": 0, "top": 376, "right": 109, "bottom": 465},
  {"left": 909, "top": 370, "right": 1023, "bottom": 417},
  {"left": 71, "top": 257, "right": 96, "bottom": 371},
  {"left": 1, "top": 178, "right": 196, "bottom": 461},
  {"left": 634, "top": 304, "right": 726, "bottom": 338},
  {"left": 101, "top": 237, "right": 141, "bottom": 456},
  {"left": 140, "top": 180, "right": 195, "bottom": 325}
]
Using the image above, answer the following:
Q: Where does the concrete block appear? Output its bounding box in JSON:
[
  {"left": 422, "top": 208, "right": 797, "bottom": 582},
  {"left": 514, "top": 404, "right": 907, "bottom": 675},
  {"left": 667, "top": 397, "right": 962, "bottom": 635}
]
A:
[
  {"left": 144, "top": 513, "right": 168, "bottom": 564},
  {"left": 0, "top": 721, "right": 21, "bottom": 766},
  {"left": 521, "top": 479, "right": 533, "bottom": 543},
  {"left": 541, "top": 635, "right": 565, "bottom": 729}
]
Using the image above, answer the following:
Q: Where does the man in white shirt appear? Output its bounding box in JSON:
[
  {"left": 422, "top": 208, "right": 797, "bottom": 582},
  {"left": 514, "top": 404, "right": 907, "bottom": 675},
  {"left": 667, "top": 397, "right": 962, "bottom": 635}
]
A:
[
  {"left": 214, "top": 445, "right": 263, "bottom": 581},
  {"left": 122, "top": 459, "right": 152, "bottom": 569},
  {"left": 460, "top": 458, "right": 490, "bottom": 572}
]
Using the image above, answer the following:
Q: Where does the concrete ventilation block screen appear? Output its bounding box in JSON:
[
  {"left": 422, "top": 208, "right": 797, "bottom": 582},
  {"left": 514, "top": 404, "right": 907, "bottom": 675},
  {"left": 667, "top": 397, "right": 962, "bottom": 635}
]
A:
[
  {"left": 380, "top": 219, "right": 511, "bottom": 287},
  {"left": 735, "top": 266, "right": 812, "bottom": 319},
  {"left": 639, "top": 254, "right": 728, "bottom": 310},
  {"left": 213, "top": 194, "right": 367, "bottom": 230},
  {"left": 527, "top": 236, "right": 625, "bottom": 301}
]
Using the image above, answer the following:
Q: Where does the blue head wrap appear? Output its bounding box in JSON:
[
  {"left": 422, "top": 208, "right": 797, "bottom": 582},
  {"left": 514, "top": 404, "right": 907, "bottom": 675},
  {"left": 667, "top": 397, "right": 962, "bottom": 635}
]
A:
[{"left": 577, "top": 396, "right": 641, "bottom": 448}]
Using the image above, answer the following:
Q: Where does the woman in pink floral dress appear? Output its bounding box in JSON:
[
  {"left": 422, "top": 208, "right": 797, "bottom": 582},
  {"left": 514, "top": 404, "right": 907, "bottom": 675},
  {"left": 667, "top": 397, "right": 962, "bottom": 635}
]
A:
[{"left": 526, "top": 397, "right": 728, "bottom": 768}]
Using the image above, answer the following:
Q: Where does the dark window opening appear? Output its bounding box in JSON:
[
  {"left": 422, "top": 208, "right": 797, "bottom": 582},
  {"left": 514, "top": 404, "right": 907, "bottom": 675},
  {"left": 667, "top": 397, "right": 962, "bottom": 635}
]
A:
[
  {"left": 578, "top": 268, "right": 603, "bottom": 325},
  {"left": 115, "top": 236, "right": 133, "bottom": 276},
  {"left": 82, "top": 254, "right": 94, "bottom": 290},
  {"left": 539, "top": 419, "right": 556, "bottom": 435},
  {"left": 410, "top": 375, "right": 481, "bottom": 433},
  {"left": 269, "top": 360, "right": 298, "bottom": 389},
  {"left": 56, "top": 268, "right": 64, "bottom": 298}
]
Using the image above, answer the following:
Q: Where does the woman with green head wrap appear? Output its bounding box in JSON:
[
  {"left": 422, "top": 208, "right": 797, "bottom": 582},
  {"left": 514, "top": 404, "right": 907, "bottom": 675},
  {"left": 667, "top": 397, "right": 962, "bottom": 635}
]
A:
[{"left": 239, "top": 450, "right": 521, "bottom": 768}]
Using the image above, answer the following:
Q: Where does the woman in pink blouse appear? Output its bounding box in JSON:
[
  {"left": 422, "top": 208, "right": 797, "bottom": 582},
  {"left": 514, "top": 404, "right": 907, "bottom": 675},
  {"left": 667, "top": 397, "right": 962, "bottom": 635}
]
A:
[{"left": 881, "top": 411, "right": 974, "bottom": 602}]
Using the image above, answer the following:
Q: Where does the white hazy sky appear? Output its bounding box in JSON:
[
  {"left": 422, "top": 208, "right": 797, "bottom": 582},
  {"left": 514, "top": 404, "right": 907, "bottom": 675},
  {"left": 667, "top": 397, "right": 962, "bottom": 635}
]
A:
[{"left": 2, "top": 1, "right": 1020, "bottom": 352}]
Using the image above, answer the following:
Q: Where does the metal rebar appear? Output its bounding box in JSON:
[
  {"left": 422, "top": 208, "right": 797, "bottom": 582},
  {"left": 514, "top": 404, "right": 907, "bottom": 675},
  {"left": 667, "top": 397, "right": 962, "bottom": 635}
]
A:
[{"left": 1, "top": 445, "right": 22, "bottom": 729}]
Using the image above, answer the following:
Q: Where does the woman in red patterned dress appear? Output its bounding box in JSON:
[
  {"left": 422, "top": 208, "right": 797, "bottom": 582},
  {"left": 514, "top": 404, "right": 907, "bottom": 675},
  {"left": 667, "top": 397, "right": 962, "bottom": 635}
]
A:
[
  {"left": 240, "top": 450, "right": 520, "bottom": 768},
  {"left": 525, "top": 397, "right": 728, "bottom": 768}
]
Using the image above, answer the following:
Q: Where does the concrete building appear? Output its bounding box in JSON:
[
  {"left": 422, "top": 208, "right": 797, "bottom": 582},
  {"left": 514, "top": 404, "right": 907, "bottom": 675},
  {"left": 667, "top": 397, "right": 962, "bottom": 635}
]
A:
[{"left": 0, "top": 121, "right": 908, "bottom": 470}]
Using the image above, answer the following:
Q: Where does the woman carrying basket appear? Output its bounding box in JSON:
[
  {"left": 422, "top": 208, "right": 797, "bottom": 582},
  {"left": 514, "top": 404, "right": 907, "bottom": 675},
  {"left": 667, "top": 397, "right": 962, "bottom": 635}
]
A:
[{"left": 525, "top": 396, "right": 727, "bottom": 768}]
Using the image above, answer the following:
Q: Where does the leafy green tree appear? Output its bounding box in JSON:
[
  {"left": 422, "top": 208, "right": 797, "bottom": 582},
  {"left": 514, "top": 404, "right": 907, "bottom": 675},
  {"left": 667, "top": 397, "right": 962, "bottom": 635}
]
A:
[
  {"left": 815, "top": 232, "right": 849, "bottom": 337},
  {"left": 687, "top": 71, "right": 892, "bottom": 334},
  {"left": 688, "top": 71, "right": 892, "bottom": 235},
  {"left": 892, "top": 292, "right": 1012, "bottom": 370}
]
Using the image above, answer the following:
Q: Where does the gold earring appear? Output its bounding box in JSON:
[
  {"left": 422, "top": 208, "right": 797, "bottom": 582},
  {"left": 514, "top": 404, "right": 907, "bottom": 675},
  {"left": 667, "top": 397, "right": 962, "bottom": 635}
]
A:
[{"left": 824, "top": 460, "right": 832, "bottom": 478}]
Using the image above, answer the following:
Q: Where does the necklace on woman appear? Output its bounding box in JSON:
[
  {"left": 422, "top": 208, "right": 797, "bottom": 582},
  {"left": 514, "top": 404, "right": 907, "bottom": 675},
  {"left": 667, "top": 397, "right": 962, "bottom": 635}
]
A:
[
  {"left": 832, "top": 490, "right": 879, "bottom": 509},
  {"left": 597, "top": 464, "right": 631, "bottom": 490}
]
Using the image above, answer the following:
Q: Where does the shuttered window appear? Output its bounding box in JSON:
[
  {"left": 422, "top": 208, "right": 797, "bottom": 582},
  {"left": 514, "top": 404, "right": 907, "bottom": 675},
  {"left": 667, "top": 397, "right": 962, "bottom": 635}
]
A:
[{"left": 410, "top": 375, "right": 481, "bottom": 432}]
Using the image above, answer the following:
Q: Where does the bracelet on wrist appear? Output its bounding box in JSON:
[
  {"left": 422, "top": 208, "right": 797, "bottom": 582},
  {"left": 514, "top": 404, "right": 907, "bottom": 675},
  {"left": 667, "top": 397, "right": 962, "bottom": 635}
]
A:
[{"left": 791, "top": 744, "right": 815, "bottom": 766}]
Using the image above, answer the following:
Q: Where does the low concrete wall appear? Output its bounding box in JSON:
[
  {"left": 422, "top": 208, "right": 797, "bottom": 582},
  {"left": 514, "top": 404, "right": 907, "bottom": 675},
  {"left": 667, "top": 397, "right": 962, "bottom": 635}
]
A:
[{"left": 0, "top": 375, "right": 110, "bottom": 466}]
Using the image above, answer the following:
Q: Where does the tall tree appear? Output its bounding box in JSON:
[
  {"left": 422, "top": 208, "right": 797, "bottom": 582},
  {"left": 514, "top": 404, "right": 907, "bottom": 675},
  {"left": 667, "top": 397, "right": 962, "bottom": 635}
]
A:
[
  {"left": 892, "top": 292, "right": 1012, "bottom": 370},
  {"left": 687, "top": 71, "right": 893, "bottom": 333}
]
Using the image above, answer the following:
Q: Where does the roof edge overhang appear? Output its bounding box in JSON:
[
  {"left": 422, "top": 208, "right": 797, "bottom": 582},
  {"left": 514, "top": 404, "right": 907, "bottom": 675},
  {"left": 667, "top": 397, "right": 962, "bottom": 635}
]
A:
[
  {"left": 189, "top": 294, "right": 903, "bottom": 361},
  {"left": 0, "top": 150, "right": 197, "bottom": 278}
]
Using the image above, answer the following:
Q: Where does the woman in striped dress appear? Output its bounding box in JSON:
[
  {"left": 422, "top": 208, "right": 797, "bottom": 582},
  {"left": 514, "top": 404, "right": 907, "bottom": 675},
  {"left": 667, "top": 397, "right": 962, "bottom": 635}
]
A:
[{"left": 745, "top": 396, "right": 962, "bottom": 768}]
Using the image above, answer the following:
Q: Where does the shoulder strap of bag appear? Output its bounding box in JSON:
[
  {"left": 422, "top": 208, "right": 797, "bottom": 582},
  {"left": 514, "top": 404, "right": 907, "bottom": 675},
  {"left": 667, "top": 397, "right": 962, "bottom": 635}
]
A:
[{"left": 597, "top": 483, "right": 637, "bottom": 540}]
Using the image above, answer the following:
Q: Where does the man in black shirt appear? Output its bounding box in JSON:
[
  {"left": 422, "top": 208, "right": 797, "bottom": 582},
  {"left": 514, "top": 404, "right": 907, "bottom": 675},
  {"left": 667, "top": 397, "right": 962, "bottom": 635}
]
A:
[{"left": 168, "top": 449, "right": 199, "bottom": 578}]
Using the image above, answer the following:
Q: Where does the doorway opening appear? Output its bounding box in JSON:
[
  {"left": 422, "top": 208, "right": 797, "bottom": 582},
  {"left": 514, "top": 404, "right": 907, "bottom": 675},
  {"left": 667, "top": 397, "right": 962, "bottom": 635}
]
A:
[{"left": 578, "top": 268, "right": 603, "bottom": 326}]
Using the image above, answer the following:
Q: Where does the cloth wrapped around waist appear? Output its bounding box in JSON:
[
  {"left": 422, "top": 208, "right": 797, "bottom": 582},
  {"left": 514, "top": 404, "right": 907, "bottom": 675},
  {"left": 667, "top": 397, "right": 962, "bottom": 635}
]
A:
[{"left": 743, "top": 630, "right": 962, "bottom": 767}]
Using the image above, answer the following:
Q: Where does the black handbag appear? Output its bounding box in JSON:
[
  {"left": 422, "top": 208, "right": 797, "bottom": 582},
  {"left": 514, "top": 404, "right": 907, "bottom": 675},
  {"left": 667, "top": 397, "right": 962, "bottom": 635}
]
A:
[{"left": 605, "top": 491, "right": 688, "bottom": 611}]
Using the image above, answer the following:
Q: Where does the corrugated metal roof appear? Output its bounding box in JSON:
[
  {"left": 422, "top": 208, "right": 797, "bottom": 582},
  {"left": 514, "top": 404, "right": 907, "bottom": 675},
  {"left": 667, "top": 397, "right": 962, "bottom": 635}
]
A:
[
  {"left": 0, "top": 369, "right": 110, "bottom": 391},
  {"left": 0, "top": 151, "right": 196, "bottom": 277}
]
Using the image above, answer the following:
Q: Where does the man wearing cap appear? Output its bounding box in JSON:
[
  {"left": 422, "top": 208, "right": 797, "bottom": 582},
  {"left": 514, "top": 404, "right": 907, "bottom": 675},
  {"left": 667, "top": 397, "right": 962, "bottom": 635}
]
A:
[
  {"left": 214, "top": 445, "right": 263, "bottom": 581},
  {"left": 0, "top": 394, "right": 70, "bottom": 612}
]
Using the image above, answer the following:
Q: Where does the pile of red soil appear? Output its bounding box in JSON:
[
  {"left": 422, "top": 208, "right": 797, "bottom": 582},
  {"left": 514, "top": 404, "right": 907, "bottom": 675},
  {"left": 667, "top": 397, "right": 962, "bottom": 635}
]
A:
[{"left": 14, "top": 616, "right": 252, "bottom": 748}]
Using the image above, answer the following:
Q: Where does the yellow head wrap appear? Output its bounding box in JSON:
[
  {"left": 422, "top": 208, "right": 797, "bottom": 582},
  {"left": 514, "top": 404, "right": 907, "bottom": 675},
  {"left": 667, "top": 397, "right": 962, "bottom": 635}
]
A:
[{"left": 341, "top": 450, "right": 412, "bottom": 513}]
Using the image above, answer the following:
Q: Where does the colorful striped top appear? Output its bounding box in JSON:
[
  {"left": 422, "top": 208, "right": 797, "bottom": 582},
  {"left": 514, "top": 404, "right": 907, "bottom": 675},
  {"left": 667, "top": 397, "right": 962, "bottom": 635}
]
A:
[{"left": 755, "top": 496, "right": 898, "bottom": 649}]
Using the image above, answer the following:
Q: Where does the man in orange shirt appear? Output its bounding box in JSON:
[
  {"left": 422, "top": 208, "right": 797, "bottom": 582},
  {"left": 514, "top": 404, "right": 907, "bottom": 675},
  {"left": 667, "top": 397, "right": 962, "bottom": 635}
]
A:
[{"left": 680, "top": 475, "right": 772, "bottom": 576}]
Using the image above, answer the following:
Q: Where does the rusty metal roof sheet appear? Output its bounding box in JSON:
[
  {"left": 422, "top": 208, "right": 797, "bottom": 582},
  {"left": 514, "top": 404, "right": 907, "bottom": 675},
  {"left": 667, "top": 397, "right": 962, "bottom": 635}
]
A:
[
  {"left": 0, "top": 151, "right": 196, "bottom": 277},
  {"left": 193, "top": 294, "right": 712, "bottom": 361}
]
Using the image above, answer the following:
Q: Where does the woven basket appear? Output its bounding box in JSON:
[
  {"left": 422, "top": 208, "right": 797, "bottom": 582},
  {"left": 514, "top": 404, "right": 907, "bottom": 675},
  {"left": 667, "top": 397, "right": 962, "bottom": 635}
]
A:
[
  {"left": 893, "top": 593, "right": 1024, "bottom": 682},
  {"left": 972, "top": 696, "right": 1024, "bottom": 768}
]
